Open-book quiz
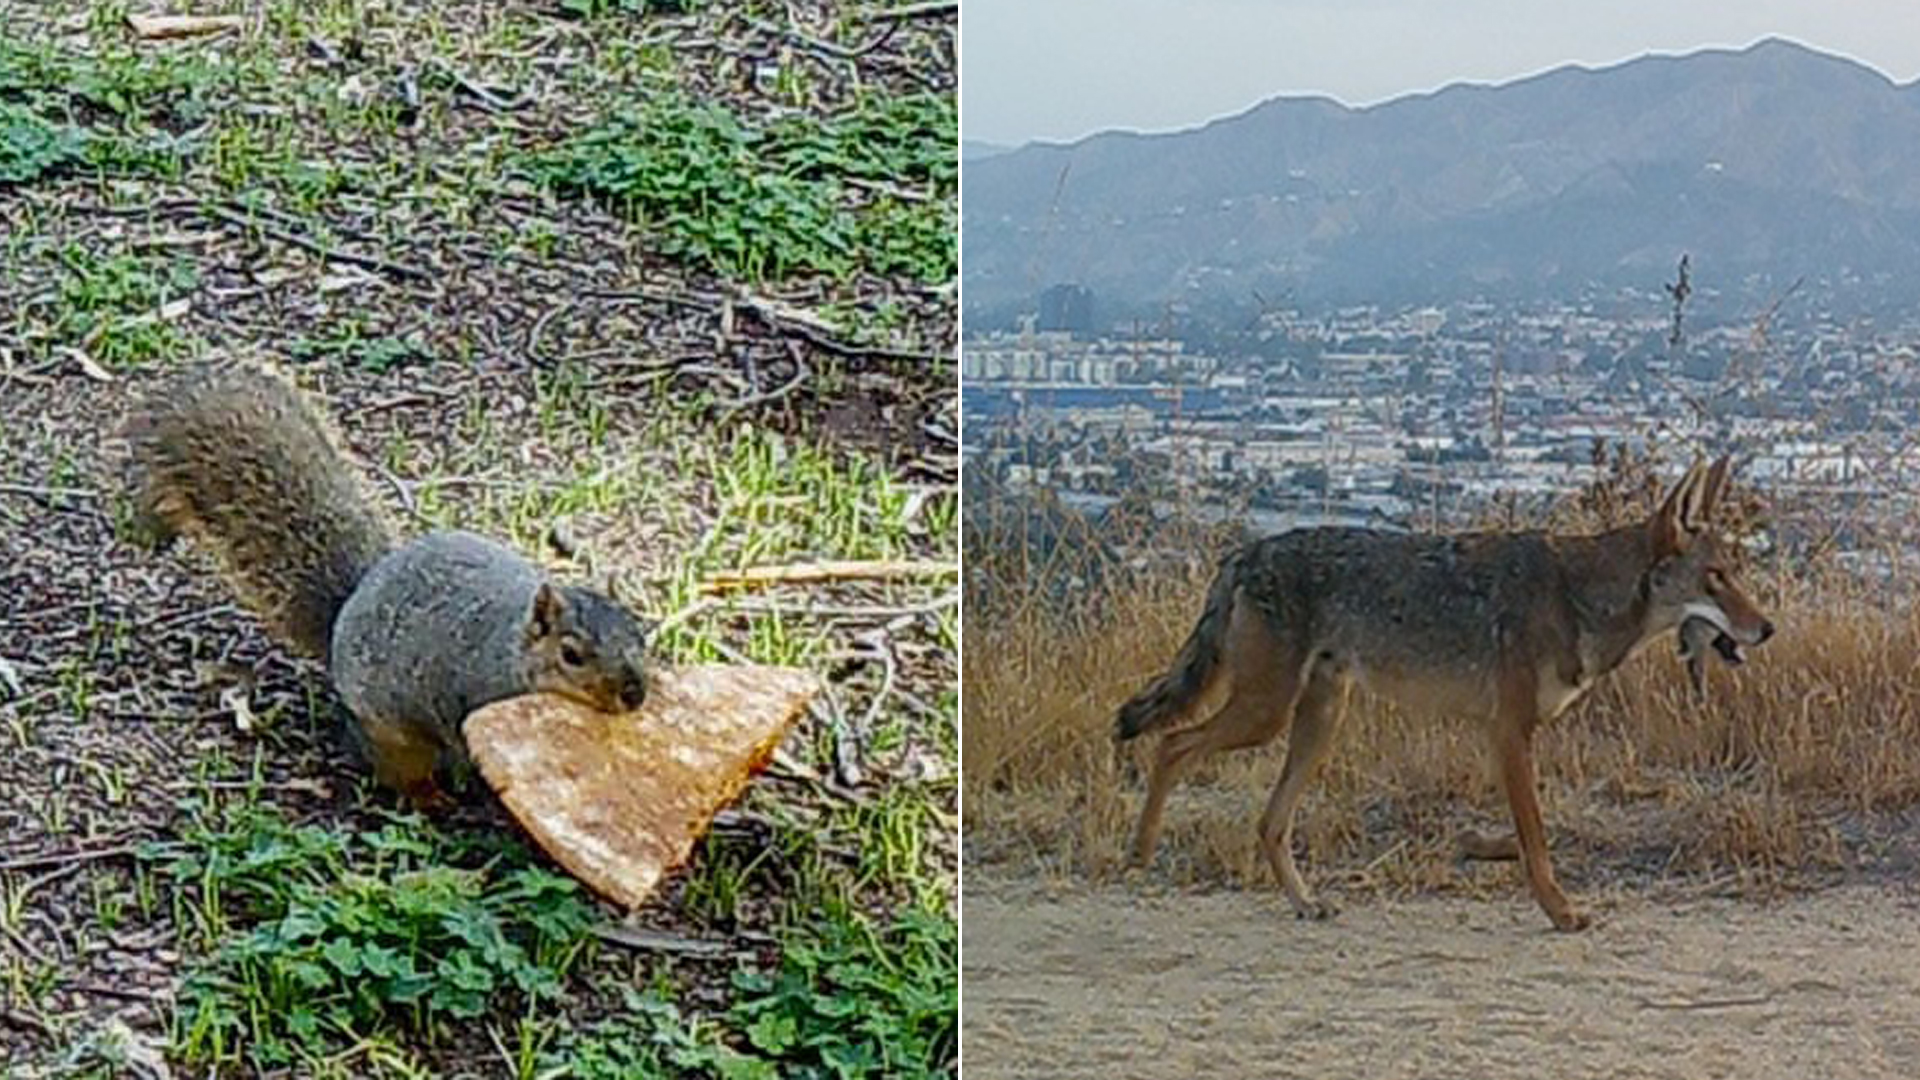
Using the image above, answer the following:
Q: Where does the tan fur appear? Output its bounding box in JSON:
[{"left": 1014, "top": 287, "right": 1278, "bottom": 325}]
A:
[
  {"left": 1115, "top": 457, "right": 1774, "bottom": 932},
  {"left": 123, "top": 360, "right": 395, "bottom": 657}
]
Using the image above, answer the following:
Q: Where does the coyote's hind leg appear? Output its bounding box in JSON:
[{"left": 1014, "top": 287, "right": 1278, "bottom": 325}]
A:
[
  {"left": 1129, "top": 628, "right": 1305, "bottom": 869},
  {"left": 1257, "top": 665, "right": 1348, "bottom": 919}
]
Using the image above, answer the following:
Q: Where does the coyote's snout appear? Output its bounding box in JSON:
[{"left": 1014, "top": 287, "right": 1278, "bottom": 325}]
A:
[
  {"left": 1678, "top": 615, "right": 1745, "bottom": 697},
  {"left": 1115, "top": 456, "right": 1773, "bottom": 932}
]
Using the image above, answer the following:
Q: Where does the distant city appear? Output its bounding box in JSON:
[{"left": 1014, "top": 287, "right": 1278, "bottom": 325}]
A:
[
  {"left": 963, "top": 284, "right": 1920, "bottom": 563},
  {"left": 964, "top": 40, "right": 1920, "bottom": 569}
]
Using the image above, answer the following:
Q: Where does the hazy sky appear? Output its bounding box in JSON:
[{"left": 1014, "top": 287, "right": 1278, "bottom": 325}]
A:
[{"left": 963, "top": 0, "right": 1920, "bottom": 147}]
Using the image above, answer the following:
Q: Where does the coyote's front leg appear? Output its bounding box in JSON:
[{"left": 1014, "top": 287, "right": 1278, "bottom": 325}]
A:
[{"left": 1491, "top": 687, "right": 1589, "bottom": 932}]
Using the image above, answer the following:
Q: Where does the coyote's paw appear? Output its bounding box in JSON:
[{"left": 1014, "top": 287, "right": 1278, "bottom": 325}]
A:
[{"left": 1550, "top": 908, "right": 1593, "bottom": 933}]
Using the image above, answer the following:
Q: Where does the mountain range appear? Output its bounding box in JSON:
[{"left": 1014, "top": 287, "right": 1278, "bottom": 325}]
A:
[{"left": 962, "top": 39, "right": 1920, "bottom": 318}]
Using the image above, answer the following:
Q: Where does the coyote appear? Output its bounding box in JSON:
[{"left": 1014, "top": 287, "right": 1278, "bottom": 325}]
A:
[{"left": 1114, "top": 457, "right": 1773, "bottom": 932}]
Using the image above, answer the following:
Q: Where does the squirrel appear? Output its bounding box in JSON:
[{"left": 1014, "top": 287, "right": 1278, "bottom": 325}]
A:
[{"left": 123, "top": 361, "right": 651, "bottom": 807}]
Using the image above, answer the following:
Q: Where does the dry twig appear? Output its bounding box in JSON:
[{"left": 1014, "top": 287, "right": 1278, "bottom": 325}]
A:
[
  {"left": 702, "top": 559, "right": 956, "bottom": 590},
  {"left": 126, "top": 14, "right": 244, "bottom": 39}
]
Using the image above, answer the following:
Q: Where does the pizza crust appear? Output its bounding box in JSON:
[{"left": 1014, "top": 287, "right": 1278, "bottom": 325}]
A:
[{"left": 463, "top": 663, "right": 819, "bottom": 909}]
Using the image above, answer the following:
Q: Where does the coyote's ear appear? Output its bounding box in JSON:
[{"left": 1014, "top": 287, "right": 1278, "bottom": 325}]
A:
[
  {"left": 1651, "top": 460, "right": 1707, "bottom": 555},
  {"left": 1697, "top": 455, "right": 1734, "bottom": 522}
]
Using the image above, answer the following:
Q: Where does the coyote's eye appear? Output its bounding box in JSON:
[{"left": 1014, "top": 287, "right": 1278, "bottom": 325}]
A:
[{"left": 561, "top": 642, "right": 586, "bottom": 667}]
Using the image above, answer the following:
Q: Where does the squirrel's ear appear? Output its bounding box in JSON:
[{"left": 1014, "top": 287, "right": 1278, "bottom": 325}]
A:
[{"left": 528, "top": 582, "right": 565, "bottom": 640}]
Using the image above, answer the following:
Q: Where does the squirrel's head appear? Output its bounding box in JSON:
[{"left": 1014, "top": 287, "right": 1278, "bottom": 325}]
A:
[{"left": 523, "top": 582, "right": 650, "bottom": 713}]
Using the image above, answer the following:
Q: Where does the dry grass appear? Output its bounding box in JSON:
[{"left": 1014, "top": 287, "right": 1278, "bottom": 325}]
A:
[{"left": 963, "top": 456, "right": 1920, "bottom": 907}]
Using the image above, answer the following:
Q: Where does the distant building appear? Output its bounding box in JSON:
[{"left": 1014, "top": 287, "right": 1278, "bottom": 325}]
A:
[{"left": 1411, "top": 307, "right": 1447, "bottom": 337}]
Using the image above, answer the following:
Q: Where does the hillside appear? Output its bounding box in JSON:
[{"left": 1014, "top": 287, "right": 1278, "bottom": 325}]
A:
[{"left": 962, "top": 38, "right": 1920, "bottom": 313}]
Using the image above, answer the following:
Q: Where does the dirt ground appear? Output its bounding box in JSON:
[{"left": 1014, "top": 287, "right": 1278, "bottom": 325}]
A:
[{"left": 963, "top": 878, "right": 1920, "bottom": 1079}]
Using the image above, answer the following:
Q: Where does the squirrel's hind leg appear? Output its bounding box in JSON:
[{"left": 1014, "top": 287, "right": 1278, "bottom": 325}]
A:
[{"left": 355, "top": 711, "right": 455, "bottom": 812}]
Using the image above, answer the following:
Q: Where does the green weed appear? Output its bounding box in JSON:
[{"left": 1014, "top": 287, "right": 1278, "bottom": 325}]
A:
[
  {"left": 730, "top": 906, "right": 955, "bottom": 1078},
  {"left": 559, "top": 990, "right": 773, "bottom": 1079},
  {"left": 0, "top": 34, "right": 238, "bottom": 127},
  {"left": 854, "top": 196, "right": 956, "bottom": 288},
  {"left": 0, "top": 35, "right": 239, "bottom": 180},
  {"left": 51, "top": 247, "right": 198, "bottom": 367},
  {"left": 0, "top": 101, "right": 86, "bottom": 183},
  {"left": 551, "top": 906, "right": 957, "bottom": 1079},
  {"left": 533, "top": 91, "right": 956, "bottom": 283},
  {"left": 291, "top": 329, "right": 428, "bottom": 373},
  {"left": 147, "top": 803, "right": 597, "bottom": 1071}
]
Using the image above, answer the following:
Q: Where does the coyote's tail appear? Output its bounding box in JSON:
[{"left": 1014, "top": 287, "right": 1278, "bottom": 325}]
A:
[{"left": 1113, "top": 550, "right": 1241, "bottom": 741}]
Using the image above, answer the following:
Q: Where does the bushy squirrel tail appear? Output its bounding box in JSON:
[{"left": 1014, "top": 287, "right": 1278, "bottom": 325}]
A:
[{"left": 124, "top": 362, "right": 395, "bottom": 658}]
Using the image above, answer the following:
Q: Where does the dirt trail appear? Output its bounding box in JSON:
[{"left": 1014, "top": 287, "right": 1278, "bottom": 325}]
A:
[{"left": 964, "top": 881, "right": 1920, "bottom": 1079}]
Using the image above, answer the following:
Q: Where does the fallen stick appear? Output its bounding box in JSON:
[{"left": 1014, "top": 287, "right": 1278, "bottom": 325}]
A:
[
  {"left": 722, "top": 592, "right": 959, "bottom": 619},
  {"left": 702, "top": 559, "right": 957, "bottom": 591},
  {"left": 588, "top": 924, "right": 731, "bottom": 956},
  {"left": 737, "top": 292, "right": 946, "bottom": 364},
  {"left": 126, "top": 14, "right": 245, "bottom": 39},
  {"left": 0, "top": 843, "right": 139, "bottom": 873},
  {"left": 200, "top": 201, "right": 433, "bottom": 282},
  {"left": 865, "top": 0, "right": 957, "bottom": 20}
]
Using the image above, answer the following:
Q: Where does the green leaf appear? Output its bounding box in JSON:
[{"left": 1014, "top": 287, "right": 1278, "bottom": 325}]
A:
[
  {"left": 320, "top": 939, "right": 362, "bottom": 976},
  {"left": 744, "top": 1011, "right": 798, "bottom": 1054}
]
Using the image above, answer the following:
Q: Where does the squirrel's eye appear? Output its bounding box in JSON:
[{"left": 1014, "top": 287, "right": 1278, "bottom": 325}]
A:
[{"left": 560, "top": 643, "right": 585, "bottom": 667}]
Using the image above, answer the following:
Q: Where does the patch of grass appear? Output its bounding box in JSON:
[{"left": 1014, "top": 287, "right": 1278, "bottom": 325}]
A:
[
  {"left": 50, "top": 247, "right": 198, "bottom": 367},
  {"left": 0, "top": 34, "right": 244, "bottom": 180},
  {"left": 0, "top": 34, "right": 241, "bottom": 129},
  {"left": 853, "top": 196, "right": 956, "bottom": 287},
  {"left": 729, "top": 906, "right": 955, "bottom": 1078},
  {"left": 840, "top": 787, "right": 949, "bottom": 911},
  {"left": 551, "top": 906, "right": 956, "bottom": 1079},
  {"left": 291, "top": 328, "right": 429, "bottom": 373},
  {"left": 559, "top": 990, "right": 773, "bottom": 1080},
  {"left": 766, "top": 90, "right": 957, "bottom": 191},
  {"left": 650, "top": 425, "right": 924, "bottom": 666},
  {"left": 533, "top": 91, "right": 956, "bottom": 283},
  {"left": 713, "top": 427, "right": 917, "bottom": 562},
  {"left": 147, "top": 801, "right": 597, "bottom": 1072},
  {"left": 0, "top": 101, "right": 86, "bottom": 184}
]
